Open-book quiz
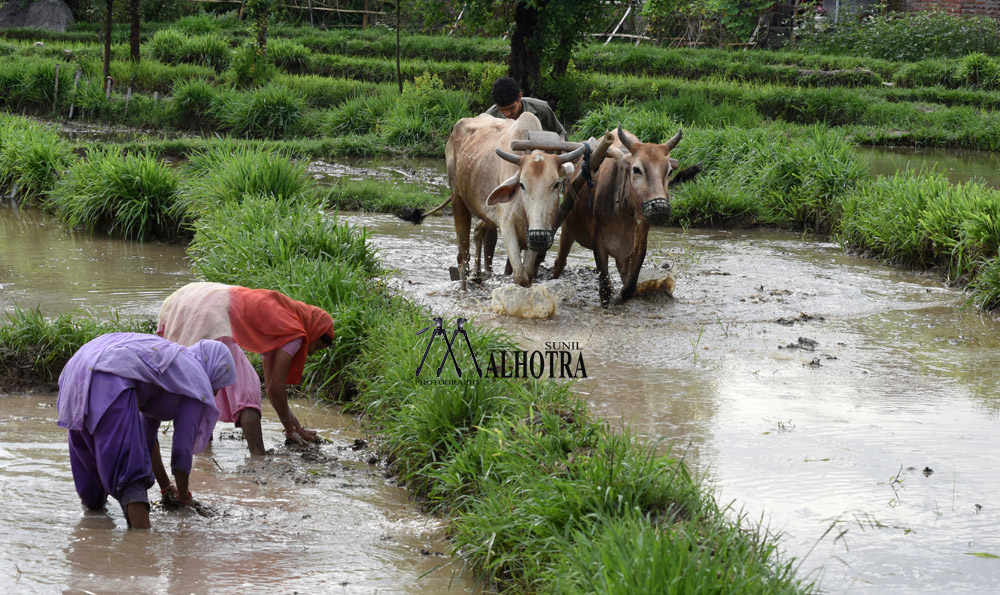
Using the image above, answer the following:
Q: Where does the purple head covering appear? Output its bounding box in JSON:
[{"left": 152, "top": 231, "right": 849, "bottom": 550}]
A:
[
  {"left": 57, "top": 333, "right": 232, "bottom": 453},
  {"left": 188, "top": 339, "right": 237, "bottom": 391}
]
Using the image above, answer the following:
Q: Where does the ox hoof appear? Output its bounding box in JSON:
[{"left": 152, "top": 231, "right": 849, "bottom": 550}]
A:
[{"left": 449, "top": 266, "right": 461, "bottom": 281}]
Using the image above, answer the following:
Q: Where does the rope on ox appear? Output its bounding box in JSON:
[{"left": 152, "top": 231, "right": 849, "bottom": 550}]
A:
[{"left": 553, "top": 131, "right": 615, "bottom": 230}]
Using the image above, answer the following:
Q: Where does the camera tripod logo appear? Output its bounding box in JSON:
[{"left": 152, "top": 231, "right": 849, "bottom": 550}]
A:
[{"left": 415, "top": 316, "right": 482, "bottom": 378}]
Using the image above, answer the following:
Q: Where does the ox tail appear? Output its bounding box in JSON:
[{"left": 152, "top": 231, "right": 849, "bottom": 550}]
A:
[
  {"left": 670, "top": 162, "right": 703, "bottom": 186},
  {"left": 396, "top": 196, "right": 452, "bottom": 225}
]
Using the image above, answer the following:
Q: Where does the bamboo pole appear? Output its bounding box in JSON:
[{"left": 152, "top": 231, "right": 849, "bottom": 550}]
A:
[
  {"left": 68, "top": 69, "right": 81, "bottom": 119},
  {"left": 53, "top": 63, "right": 60, "bottom": 109}
]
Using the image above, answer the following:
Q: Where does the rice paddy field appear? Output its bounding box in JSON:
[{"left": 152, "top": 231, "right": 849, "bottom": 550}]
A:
[{"left": 2, "top": 8, "right": 999, "bottom": 594}]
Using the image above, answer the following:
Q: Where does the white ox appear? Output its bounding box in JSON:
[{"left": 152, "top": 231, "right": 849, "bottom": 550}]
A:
[{"left": 446, "top": 112, "right": 585, "bottom": 289}]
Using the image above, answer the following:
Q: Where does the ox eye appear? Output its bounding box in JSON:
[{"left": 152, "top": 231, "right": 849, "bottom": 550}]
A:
[
  {"left": 553, "top": 181, "right": 561, "bottom": 190},
  {"left": 518, "top": 182, "right": 525, "bottom": 190},
  {"left": 632, "top": 166, "right": 642, "bottom": 175}
]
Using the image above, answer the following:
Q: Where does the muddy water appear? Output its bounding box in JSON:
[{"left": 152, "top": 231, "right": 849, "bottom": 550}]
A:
[
  {"left": 349, "top": 211, "right": 1000, "bottom": 595},
  {"left": 861, "top": 146, "right": 1000, "bottom": 189},
  {"left": 0, "top": 205, "right": 474, "bottom": 594},
  {"left": 0, "top": 394, "right": 468, "bottom": 594},
  {"left": 0, "top": 207, "right": 194, "bottom": 318}
]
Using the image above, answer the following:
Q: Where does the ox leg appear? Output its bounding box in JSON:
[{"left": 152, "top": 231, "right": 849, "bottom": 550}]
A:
[
  {"left": 552, "top": 227, "right": 575, "bottom": 279},
  {"left": 504, "top": 232, "right": 531, "bottom": 287},
  {"left": 474, "top": 223, "right": 497, "bottom": 279},
  {"left": 484, "top": 227, "right": 498, "bottom": 273},
  {"left": 531, "top": 250, "right": 546, "bottom": 279},
  {"left": 594, "top": 240, "right": 614, "bottom": 308},
  {"left": 618, "top": 244, "right": 648, "bottom": 303},
  {"left": 453, "top": 197, "right": 472, "bottom": 291},
  {"left": 473, "top": 221, "right": 485, "bottom": 281}
]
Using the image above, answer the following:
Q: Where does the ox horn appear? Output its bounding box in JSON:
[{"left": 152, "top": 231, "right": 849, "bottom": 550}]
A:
[
  {"left": 557, "top": 143, "right": 587, "bottom": 163},
  {"left": 617, "top": 123, "right": 638, "bottom": 153},
  {"left": 495, "top": 148, "right": 523, "bottom": 164},
  {"left": 664, "top": 129, "right": 683, "bottom": 151}
]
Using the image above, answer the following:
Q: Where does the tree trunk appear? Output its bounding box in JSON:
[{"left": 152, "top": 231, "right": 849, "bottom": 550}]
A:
[
  {"left": 103, "top": 0, "right": 112, "bottom": 80},
  {"left": 129, "top": 0, "right": 140, "bottom": 62},
  {"left": 509, "top": 1, "right": 540, "bottom": 96},
  {"left": 256, "top": 9, "right": 269, "bottom": 55}
]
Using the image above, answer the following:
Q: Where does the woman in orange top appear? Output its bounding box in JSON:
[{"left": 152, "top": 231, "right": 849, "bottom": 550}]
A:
[{"left": 158, "top": 282, "right": 334, "bottom": 456}]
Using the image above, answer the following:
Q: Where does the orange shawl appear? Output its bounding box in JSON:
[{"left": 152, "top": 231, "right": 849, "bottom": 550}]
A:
[{"left": 227, "top": 287, "right": 334, "bottom": 385}]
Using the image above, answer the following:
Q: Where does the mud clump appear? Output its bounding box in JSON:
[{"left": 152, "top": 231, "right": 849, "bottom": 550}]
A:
[
  {"left": 779, "top": 337, "right": 819, "bottom": 351},
  {"left": 637, "top": 274, "right": 676, "bottom": 297},
  {"left": 774, "top": 312, "right": 825, "bottom": 325},
  {"left": 491, "top": 284, "right": 557, "bottom": 319}
]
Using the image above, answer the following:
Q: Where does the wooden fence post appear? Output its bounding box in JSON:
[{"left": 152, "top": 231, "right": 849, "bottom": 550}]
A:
[
  {"left": 53, "top": 63, "right": 60, "bottom": 109},
  {"left": 68, "top": 69, "right": 81, "bottom": 119}
]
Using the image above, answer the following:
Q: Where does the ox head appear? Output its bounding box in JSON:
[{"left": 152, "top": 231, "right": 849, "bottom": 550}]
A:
[
  {"left": 611, "top": 125, "right": 684, "bottom": 225},
  {"left": 487, "top": 144, "right": 586, "bottom": 252}
]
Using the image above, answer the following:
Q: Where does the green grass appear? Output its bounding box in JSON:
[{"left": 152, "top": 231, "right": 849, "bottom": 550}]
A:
[
  {"left": 48, "top": 147, "right": 182, "bottom": 241},
  {"left": 320, "top": 178, "right": 444, "bottom": 213},
  {"left": 175, "top": 142, "right": 313, "bottom": 225},
  {"left": 837, "top": 171, "right": 1000, "bottom": 281},
  {"left": 0, "top": 306, "right": 154, "bottom": 386},
  {"left": 0, "top": 115, "right": 72, "bottom": 204}
]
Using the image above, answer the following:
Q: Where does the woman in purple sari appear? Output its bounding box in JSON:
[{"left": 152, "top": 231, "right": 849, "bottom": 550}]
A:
[{"left": 57, "top": 333, "right": 236, "bottom": 529}]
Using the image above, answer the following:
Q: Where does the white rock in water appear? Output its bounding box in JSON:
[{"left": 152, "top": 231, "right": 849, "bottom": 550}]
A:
[
  {"left": 491, "top": 283, "right": 557, "bottom": 319},
  {"left": 636, "top": 271, "right": 676, "bottom": 296}
]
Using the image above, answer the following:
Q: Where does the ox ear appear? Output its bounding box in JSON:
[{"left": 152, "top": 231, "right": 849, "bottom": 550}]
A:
[
  {"left": 560, "top": 162, "right": 575, "bottom": 178},
  {"left": 669, "top": 157, "right": 679, "bottom": 170},
  {"left": 487, "top": 172, "right": 521, "bottom": 206}
]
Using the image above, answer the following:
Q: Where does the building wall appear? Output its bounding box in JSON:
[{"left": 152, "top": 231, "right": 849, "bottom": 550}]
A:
[{"left": 896, "top": 1, "right": 1000, "bottom": 19}]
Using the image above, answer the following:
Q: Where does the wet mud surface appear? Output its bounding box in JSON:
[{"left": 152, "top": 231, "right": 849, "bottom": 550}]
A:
[
  {"left": 0, "top": 395, "right": 472, "bottom": 594},
  {"left": 348, "top": 211, "right": 1000, "bottom": 595}
]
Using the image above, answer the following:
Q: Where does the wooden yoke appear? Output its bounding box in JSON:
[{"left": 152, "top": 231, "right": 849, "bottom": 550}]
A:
[
  {"left": 554, "top": 130, "right": 615, "bottom": 229},
  {"left": 507, "top": 129, "right": 615, "bottom": 230}
]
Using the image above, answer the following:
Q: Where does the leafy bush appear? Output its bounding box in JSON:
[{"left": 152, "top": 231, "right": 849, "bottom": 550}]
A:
[
  {"left": 216, "top": 83, "right": 304, "bottom": 138},
  {"left": 148, "top": 28, "right": 231, "bottom": 71},
  {"left": 323, "top": 92, "right": 395, "bottom": 135},
  {"left": 174, "top": 13, "right": 221, "bottom": 35},
  {"left": 0, "top": 116, "right": 72, "bottom": 203},
  {"left": 892, "top": 59, "right": 956, "bottom": 88},
  {"left": 956, "top": 53, "right": 1000, "bottom": 91},
  {"left": 228, "top": 41, "right": 276, "bottom": 87},
  {"left": 379, "top": 72, "right": 470, "bottom": 149},
  {"left": 170, "top": 78, "right": 220, "bottom": 129},
  {"left": 795, "top": 10, "right": 1000, "bottom": 61},
  {"left": 176, "top": 142, "right": 312, "bottom": 222},
  {"left": 49, "top": 148, "right": 182, "bottom": 241},
  {"left": 266, "top": 38, "right": 311, "bottom": 73}
]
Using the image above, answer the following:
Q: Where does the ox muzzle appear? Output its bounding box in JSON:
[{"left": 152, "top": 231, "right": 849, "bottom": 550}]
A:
[
  {"left": 642, "top": 198, "right": 672, "bottom": 225},
  {"left": 526, "top": 229, "right": 555, "bottom": 253}
]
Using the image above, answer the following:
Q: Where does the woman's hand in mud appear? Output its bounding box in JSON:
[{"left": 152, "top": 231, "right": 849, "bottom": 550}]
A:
[
  {"left": 284, "top": 413, "right": 321, "bottom": 445},
  {"left": 161, "top": 485, "right": 182, "bottom": 508},
  {"left": 284, "top": 426, "right": 320, "bottom": 446},
  {"left": 161, "top": 485, "right": 194, "bottom": 508}
]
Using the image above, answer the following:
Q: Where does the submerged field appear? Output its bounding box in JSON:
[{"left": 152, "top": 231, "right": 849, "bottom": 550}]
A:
[{"left": 2, "top": 12, "right": 1000, "bottom": 593}]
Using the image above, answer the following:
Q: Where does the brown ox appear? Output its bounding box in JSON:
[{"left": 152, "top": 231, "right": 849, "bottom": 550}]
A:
[
  {"left": 446, "top": 112, "right": 584, "bottom": 289},
  {"left": 552, "top": 126, "right": 701, "bottom": 307}
]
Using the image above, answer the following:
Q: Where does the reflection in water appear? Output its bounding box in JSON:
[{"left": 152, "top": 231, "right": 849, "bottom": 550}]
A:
[
  {"left": 0, "top": 206, "right": 194, "bottom": 319},
  {"left": 0, "top": 394, "right": 472, "bottom": 594},
  {"left": 348, "top": 212, "right": 1000, "bottom": 595},
  {"left": 860, "top": 146, "right": 1000, "bottom": 189}
]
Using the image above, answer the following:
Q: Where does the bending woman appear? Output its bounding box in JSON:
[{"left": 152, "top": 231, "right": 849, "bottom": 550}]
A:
[
  {"left": 57, "top": 332, "right": 235, "bottom": 529},
  {"left": 158, "top": 282, "right": 334, "bottom": 456}
]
